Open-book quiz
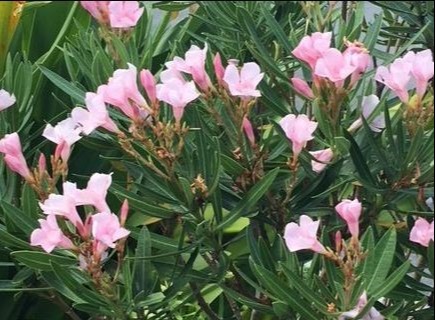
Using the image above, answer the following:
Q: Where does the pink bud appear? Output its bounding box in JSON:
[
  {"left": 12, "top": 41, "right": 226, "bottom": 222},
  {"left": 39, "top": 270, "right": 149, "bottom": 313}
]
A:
[
  {"left": 242, "top": 117, "right": 256, "bottom": 146},
  {"left": 213, "top": 53, "right": 225, "bottom": 86},
  {"left": 120, "top": 199, "right": 129, "bottom": 226},
  {"left": 38, "top": 153, "right": 47, "bottom": 173},
  {"left": 335, "top": 199, "right": 362, "bottom": 238},
  {"left": 140, "top": 69, "right": 157, "bottom": 105},
  {"left": 291, "top": 77, "right": 314, "bottom": 99},
  {"left": 0, "top": 132, "right": 32, "bottom": 179}
]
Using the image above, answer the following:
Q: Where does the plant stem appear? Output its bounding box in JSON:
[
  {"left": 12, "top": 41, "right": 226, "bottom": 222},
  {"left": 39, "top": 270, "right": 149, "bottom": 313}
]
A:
[{"left": 189, "top": 282, "right": 220, "bottom": 320}]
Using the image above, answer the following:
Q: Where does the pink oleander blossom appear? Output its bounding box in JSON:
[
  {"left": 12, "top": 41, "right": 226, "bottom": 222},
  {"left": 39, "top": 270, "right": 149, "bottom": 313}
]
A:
[
  {"left": 314, "top": 48, "right": 357, "bottom": 87},
  {"left": 72, "top": 92, "right": 118, "bottom": 135},
  {"left": 410, "top": 218, "right": 434, "bottom": 247},
  {"left": 171, "top": 44, "right": 211, "bottom": 92},
  {"left": 156, "top": 78, "right": 200, "bottom": 121},
  {"left": 63, "top": 173, "right": 112, "bottom": 213},
  {"left": 0, "top": 133, "right": 32, "bottom": 179},
  {"left": 403, "top": 49, "right": 434, "bottom": 100},
  {"left": 42, "top": 118, "right": 82, "bottom": 162},
  {"left": 0, "top": 89, "right": 16, "bottom": 111},
  {"left": 343, "top": 42, "right": 370, "bottom": 86},
  {"left": 39, "top": 194, "right": 83, "bottom": 230},
  {"left": 335, "top": 199, "right": 362, "bottom": 238},
  {"left": 375, "top": 58, "right": 413, "bottom": 103},
  {"left": 108, "top": 1, "right": 143, "bottom": 28},
  {"left": 284, "top": 215, "right": 327, "bottom": 254},
  {"left": 92, "top": 212, "right": 130, "bottom": 248},
  {"left": 292, "top": 32, "right": 332, "bottom": 69},
  {"left": 223, "top": 62, "right": 264, "bottom": 99},
  {"left": 30, "top": 215, "right": 75, "bottom": 253},
  {"left": 279, "top": 114, "right": 317, "bottom": 157},
  {"left": 309, "top": 148, "right": 333, "bottom": 173},
  {"left": 80, "top": 1, "right": 110, "bottom": 24},
  {"left": 97, "top": 63, "right": 147, "bottom": 121}
]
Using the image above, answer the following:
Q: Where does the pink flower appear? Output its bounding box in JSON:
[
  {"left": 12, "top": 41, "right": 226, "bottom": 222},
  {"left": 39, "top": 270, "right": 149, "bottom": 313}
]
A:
[
  {"left": 284, "top": 215, "right": 327, "bottom": 254},
  {"left": 80, "top": 1, "right": 110, "bottom": 24},
  {"left": 108, "top": 1, "right": 144, "bottom": 28},
  {"left": 71, "top": 92, "right": 118, "bottom": 135},
  {"left": 291, "top": 77, "right": 314, "bottom": 99},
  {"left": 39, "top": 194, "right": 83, "bottom": 230},
  {"left": 92, "top": 212, "right": 130, "bottom": 248},
  {"left": 0, "top": 89, "right": 16, "bottom": 111},
  {"left": 279, "top": 114, "right": 317, "bottom": 157},
  {"left": 292, "top": 32, "right": 332, "bottom": 69},
  {"left": 156, "top": 78, "right": 200, "bottom": 121},
  {"left": 223, "top": 62, "right": 264, "bottom": 99},
  {"left": 309, "top": 148, "right": 333, "bottom": 173},
  {"left": 63, "top": 173, "right": 112, "bottom": 213},
  {"left": 348, "top": 95, "right": 385, "bottom": 133},
  {"left": 242, "top": 117, "right": 256, "bottom": 146},
  {"left": 343, "top": 43, "right": 371, "bottom": 85},
  {"left": 42, "top": 118, "right": 82, "bottom": 162},
  {"left": 0, "top": 133, "right": 32, "bottom": 179},
  {"left": 213, "top": 53, "right": 225, "bottom": 86},
  {"left": 403, "top": 49, "right": 434, "bottom": 99},
  {"left": 97, "top": 64, "right": 147, "bottom": 121},
  {"left": 140, "top": 69, "right": 157, "bottom": 105},
  {"left": 375, "top": 58, "right": 412, "bottom": 103},
  {"left": 410, "top": 218, "right": 434, "bottom": 247},
  {"left": 314, "top": 48, "right": 357, "bottom": 86},
  {"left": 30, "top": 215, "right": 75, "bottom": 253},
  {"left": 339, "top": 292, "right": 384, "bottom": 320},
  {"left": 171, "top": 44, "right": 211, "bottom": 92},
  {"left": 335, "top": 199, "right": 362, "bottom": 238}
]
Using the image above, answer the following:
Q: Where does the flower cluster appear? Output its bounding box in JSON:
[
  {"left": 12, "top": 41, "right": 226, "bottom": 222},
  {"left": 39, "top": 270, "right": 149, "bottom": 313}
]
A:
[{"left": 31, "top": 173, "right": 129, "bottom": 269}]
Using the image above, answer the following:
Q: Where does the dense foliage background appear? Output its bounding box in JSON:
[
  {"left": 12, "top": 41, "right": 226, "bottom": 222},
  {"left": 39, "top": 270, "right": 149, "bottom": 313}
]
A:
[{"left": 0, "top": 1, "right": 434, "bottom": 319}]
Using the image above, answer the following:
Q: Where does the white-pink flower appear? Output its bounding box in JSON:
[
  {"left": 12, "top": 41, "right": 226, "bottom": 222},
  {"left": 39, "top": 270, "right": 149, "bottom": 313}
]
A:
[
  {"left": 284, "top": 215, "right": 326, "bottom": 254},
  {"left": 97, "top": 64, "right": 147, "bottom": 121},
  {"left": 335, "top": 199, "right": 362, "bottom": 238},
  {"left": 403, "top": 49, "right": 434, "bottom": 99},
  {"left": 0, "top": 133, "right": 32, "bottom": 179},
  {"left": 71, "top": 92, "right": 118, "bottom": 135},
  {"left": 279, "top": 114, "right": 317, "bottom": 157},
  {"left": 348, "top": 95, "right": 385, "bottom": 133},
  {"left": 223, "top": 62, "right": 264, "bottom": 99},
  {"left": 309, "top": 148, "right": 333, "bottom": 173},
  {"left": 108, "top": 1, "right": 144, "bottom": 28},
  {"left": 410, "top": 218, "right": 434, "bottom": 247},
  {"left": 156, "top": 78, "right": 200, "bottom": 121},
  {"left": 0, "top": 89, "right": 16, "bottom": 111},
  {"left": 30, "top": 215, "right": 75, "bottom": 253},
  {"left": 171, "top": 44, "right": 211, "bottom": 92},
  {"left": 63, "top": 173, "right": 112, "bottom": 213},
  {"left": 42, "top": 118, "right": 82, "bottom": 162},
  {"left": 92, "top": 212, "right": 130, "bottom": 248},
  {"left": 292, "top": 32, "right": 332, "bottom": 69}
]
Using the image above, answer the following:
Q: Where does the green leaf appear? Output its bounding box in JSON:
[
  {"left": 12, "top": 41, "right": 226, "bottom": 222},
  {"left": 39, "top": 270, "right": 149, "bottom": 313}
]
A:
[
  {"left": 21, "top": 184, "right": 39, "bottom": 220},
  {"left": 11, "top": 251, "right": 76, "bottom": 271},
  {"left": 250, "top": 259, "right": 320, "bottom": 320},
  {"left": 111, "top": 183, "right": 177, "bottom": 219},
  {"left": 215, "top": 168, "right": 279, "bottom": 231},
  {"left": 428, "top": 241, "right": 434, "bottom": 277},
  {"left": 1, "top": 201, "right": 38, "bottom": 235},
  {"left": 364, "top": 13, "right": 383, "bottom": 52},
  {"left": 38, "top": 65, "right": 85, "bottom": 102},
  {"left": 0, "top": 227, "right": 32, "bottom": 249},
  {"left": 133, "top": 227, "right": 157, "bottom": 296},
  {"left": 373, "top": 261, "right": 410, "bottom": 298},
  {"left": 365, "top": 228, "right": 397, "bottom": 294},
  {"left": 221, "top": 285, "right": 274, "bottom": 314}
]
